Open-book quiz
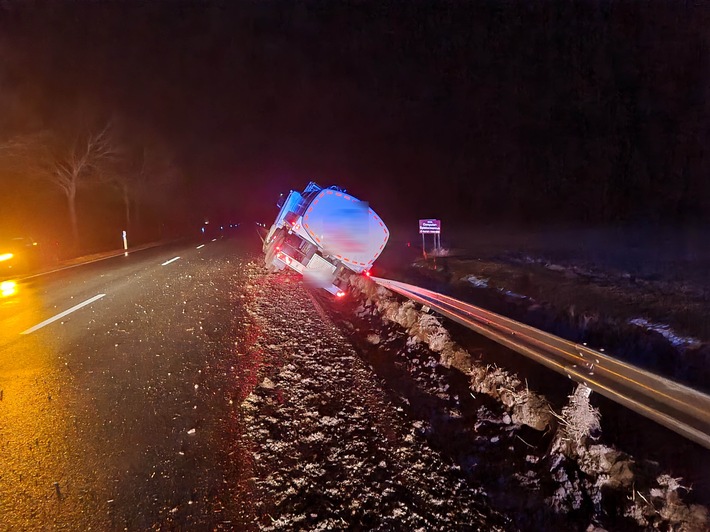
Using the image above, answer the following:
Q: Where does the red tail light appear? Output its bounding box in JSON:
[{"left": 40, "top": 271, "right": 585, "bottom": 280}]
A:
[
  {"left": 336, "top": 290, "right": 346, "bottom": 298},
  {"left": 364, "top": 270, "right": 371, "bottom": 277}
]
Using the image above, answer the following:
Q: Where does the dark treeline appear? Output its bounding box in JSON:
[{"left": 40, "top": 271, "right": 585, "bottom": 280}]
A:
[
  {"left": 0, "top": 13, "right": 190, "bottom": 252},
  {"left": 341, "top": 2, "right": 710, "bottom": 224},
  {"left": 0, "top": 2, "right": 707, "bottom": 230},
  {"left": 447, "top": 3, "right": 710, "bottom": 224}
]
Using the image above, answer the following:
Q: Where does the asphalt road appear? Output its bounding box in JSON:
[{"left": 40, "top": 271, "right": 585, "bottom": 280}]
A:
[
  {"left": 0, "top": 232, "right": 507, "bottom": 530},
  {"left": 5, "top": 231, "right": 707, "bottom": 530},
  {"left": 0, "top": 233, "right": 264, "bottom": 529}
]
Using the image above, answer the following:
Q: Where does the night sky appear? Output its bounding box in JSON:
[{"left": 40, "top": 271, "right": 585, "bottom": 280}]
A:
[{"left": 1, "top": 2, "right": 709, "bottom": 244}]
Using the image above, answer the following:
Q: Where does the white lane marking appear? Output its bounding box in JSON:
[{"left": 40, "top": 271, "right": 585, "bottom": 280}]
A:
[
  {"left": 196, "top": 244, "right": 205, "bottom": 249},
  {"left": 162, "top": 256, "right": 181, "bottom": 266},
  {"left": 21, "top": 294, "right": 106, "bottom": 335}
]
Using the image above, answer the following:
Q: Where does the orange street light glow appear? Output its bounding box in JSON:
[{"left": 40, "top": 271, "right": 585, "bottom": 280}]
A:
[
  {"left": 0, "top": 253, "right": 14, "bottom": 262},
  {"left": 1, "top": 280, "right": 17, "bottom": 297}
]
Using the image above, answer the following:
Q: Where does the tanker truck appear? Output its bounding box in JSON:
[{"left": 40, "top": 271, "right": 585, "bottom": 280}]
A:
[{"left": 263, "top": 182, "right": 389, "bottom": 296}]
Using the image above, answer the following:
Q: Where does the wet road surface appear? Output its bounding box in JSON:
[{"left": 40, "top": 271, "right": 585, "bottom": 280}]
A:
[
  {"left": 1, "top": 237, "right": 258, "bottom": 529},
  {"left": 0, "top": 233, "right": 506, "bottom": 530}
]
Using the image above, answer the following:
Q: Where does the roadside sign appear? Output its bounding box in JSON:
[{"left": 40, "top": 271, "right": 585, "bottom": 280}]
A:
[
  {"left": 419, "top": 219, "right": 441, "bottom": 234},
  {"left": 419, "top": 219, "right": 441, "bottom": 259}
]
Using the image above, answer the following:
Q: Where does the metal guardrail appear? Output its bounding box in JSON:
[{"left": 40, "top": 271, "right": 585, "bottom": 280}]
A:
[{"left": 372, "top": 277, "right": 710, "bottom": 450}]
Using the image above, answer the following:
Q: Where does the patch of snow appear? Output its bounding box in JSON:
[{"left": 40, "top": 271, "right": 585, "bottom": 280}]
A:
[
  {"left": 498, "top": 288, "right": 527, "bottom": 299},
  {"left": 545, "top": 263, "right": 567, "bottom": 272},
  {"left": 628, "top": 318, "right": 700, "bottom": 347},
  {"left": 259, "top": 377, "right": 276, "bottom": 389},
  {"left": 366, "top": 333, "right": 381, "bottom": 345},
  {"left": 303, "top": 432, "right": 325, "bottom": 443},
  {"left": 462, "top": 274, "right": 489, "bottom": 288},
  {"left": 318, "top": 416, "right": 341, "bottom": 427}
]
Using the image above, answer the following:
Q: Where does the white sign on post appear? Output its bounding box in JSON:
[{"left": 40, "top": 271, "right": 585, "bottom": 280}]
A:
[
  {"left": 418, "top": 219, "right": 441, "bottom": 234},
  {"left": 418, "top": 219, "right": 441, "bottom": 258}
]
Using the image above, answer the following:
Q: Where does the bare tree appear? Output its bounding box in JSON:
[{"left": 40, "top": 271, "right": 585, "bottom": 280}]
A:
[
  {"left": 6, "top": 122, "right": 118, "bottom": 248},
  {"left": 104, "top": 138, "right": 181, "bottom": 236}
]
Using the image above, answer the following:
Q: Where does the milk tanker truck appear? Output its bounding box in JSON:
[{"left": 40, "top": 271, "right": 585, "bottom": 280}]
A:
[{"left": 263, "top": 182, "right": 389, "bottom": 296}]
